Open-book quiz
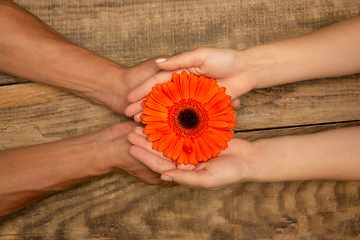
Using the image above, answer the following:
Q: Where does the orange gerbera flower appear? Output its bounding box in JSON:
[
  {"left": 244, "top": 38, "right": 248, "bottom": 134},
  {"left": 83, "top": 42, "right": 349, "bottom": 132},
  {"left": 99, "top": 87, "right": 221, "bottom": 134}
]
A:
[{"left": 141, "top": 71, "right": 237, "bottom": 166}]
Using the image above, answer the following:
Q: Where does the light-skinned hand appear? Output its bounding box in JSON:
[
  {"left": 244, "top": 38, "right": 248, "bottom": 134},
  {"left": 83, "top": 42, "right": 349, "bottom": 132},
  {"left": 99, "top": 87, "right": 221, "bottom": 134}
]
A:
[
  {"left": 127, "top": 126, "right": 253, "bottom": 190},
  {"left": 125, "top": 47, "right": 254, "bottom": 121}
]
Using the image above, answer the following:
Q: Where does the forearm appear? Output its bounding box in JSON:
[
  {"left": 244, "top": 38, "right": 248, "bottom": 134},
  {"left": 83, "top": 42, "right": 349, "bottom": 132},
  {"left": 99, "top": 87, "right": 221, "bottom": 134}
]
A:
[
  {"left": 0, "top": 0, "right": 123, "bottom": 107},
  {"left": 249, "top": 126, "right": 360, "bottom": 182},
  {"left": 0, "top": 131, "right": 112, "bottom": 220},
  {"left": 244, "top": 15, "right": 360, "bottom": 89}
]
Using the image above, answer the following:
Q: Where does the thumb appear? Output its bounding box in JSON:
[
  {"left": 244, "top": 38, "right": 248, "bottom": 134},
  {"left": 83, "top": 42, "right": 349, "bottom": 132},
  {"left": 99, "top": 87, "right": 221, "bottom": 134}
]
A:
[
  {"left": 161, "top": 169, "right": 212, "bottom": 190},
  {"left": 155, "top": 48, "right": 210, "bottom": 73}
]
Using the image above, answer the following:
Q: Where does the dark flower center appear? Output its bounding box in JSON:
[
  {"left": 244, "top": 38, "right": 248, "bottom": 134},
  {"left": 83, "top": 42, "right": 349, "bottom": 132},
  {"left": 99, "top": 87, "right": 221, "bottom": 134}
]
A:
[{"left": 178, "top": 109, "right": 199, "bottom": 129}]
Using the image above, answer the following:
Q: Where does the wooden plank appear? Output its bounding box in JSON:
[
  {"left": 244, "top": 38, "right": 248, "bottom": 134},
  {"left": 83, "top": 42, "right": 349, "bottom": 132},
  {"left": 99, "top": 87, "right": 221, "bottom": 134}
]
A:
[
  {"left": 1, "top": 75, "right": 360, "bottom": 150},
  {"left": 0, "top": 178, "right": 346, "bottom": 239},
  {"left": 1, "top": 0, "right": 360, "bottom": 239},
  {"left": 236, "top": 121, "right": 360, "bottom": 141},
  {"left": 0, "top": 74, "right": 28, "bottom": 86},
  {"left": 237, "top": 74, "right": 360, "bottom": 130},
  {"left": 1, "top": 81, "right": 359, "bottom": 239},
  {"left": 0, "top": 83, "right": 128, "bottom": 150},
  {"left": 2, "top": 0, "right": 358, "bottom": 85},
  {"left": 1, "top": 78, "right": 359, "bottom": 238}
]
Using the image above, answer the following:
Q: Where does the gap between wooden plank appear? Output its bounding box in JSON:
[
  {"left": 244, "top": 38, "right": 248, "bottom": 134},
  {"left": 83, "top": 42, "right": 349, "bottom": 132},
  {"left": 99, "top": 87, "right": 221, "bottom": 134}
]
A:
[
  {"left": 235, "top": 120, "right": 360, "bottom": 141},
  {"left": 235, "top": 120, "right": 360, "bottom": 133}
]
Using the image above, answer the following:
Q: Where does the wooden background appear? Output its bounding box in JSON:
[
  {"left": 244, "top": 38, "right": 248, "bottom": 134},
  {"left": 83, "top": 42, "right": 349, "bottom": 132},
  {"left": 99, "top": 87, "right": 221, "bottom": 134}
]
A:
[{"left": 1, "top": 0, "right": 360, "bottom": 239}]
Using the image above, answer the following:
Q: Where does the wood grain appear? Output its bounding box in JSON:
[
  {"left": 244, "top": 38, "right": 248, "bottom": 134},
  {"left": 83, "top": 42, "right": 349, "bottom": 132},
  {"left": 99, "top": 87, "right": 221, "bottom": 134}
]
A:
[
  {"left": 2, "top": 0, "right": 359, "bottom": 85},
  {"left": 1, "top": 77, "right": 359, "bottom": 150},
  {"left": 235, "top": 121, "right": 360, "bottom": 141},
  {"left": 1, "top": 0, "right": 360, "bottom": 239},
  {"left": 1, "top": 172, "right": 360, "bottom": 239},
  {"left": 1, "top": 81, "right": 360, "bottom": 239},
  {"left": 0, "top": 83, "right": 128, "bottom": 150},
  {"left": 0, "top": 74, "right": 28, "bottom": 86},
  {"left": 237, "top": 75, "right": 360, "bottom": 130}
]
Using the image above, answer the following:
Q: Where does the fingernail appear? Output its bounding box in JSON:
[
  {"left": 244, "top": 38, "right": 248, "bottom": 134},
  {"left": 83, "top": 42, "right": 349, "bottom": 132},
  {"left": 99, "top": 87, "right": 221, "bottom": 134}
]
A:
[
  {"left": 155, "top": 58, "right": 167, "bottom": 63},
  {"left": 161, "top": 175, "right": 172, "bottom": 181}
]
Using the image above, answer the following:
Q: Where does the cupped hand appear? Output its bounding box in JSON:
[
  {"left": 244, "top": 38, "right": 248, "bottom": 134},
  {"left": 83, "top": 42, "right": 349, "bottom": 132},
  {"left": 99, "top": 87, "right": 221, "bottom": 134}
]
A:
[
  {"left": 97, "top": 121, "right": 177, "bottom": 187},
  {"left": 127, "top": 126, "right": 253, "bottom": 190},
  {"left": 109, "top": 56, "right": 168, "bottom": 115},
  {"left": 124, "top": 47, "right": 253, "bottom": 120}
]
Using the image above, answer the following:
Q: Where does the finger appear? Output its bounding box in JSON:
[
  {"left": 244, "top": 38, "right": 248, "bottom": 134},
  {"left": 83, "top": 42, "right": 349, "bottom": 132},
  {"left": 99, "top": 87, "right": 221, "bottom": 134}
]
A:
[
  {"left": 124, "top": 99, "right": 144, "bottom": 117},
  {"left": 161, "top": 169, "right": 216, "bottom": 190},
  {"left": 193, "top": 162, "right": 208, "bottom": 171},
  {"left": 109, "top": 121, "right": 140, "bottom": 136},
  {"left": 129, "top": 146, "right": 176, "bottom": 174},
  {"left": 155, "top": 48, "right": 210, "bottom": 72},
  {"left": 133, "top": 126, "right": 146, "bottom": 137},
  {"left": 128, "top": 132, "right": 165, "bottom": 160},
  {"left": 127, "top": 132, "right": 150, "bottom": 148},
  {"left": 176, "top": 163, "right": 196, "bottom": 171},
  {"left": 230, "top": 98, "right": 241, "bottom": 109},
  {"left": 127, "top": 71, "right": 173, "bottom": 103},
  {"left": 134, "top": 112, "right": 143, "bottom": 123},
  {"left": 128, "top": 132, "right": 153, "bottom": 153}
]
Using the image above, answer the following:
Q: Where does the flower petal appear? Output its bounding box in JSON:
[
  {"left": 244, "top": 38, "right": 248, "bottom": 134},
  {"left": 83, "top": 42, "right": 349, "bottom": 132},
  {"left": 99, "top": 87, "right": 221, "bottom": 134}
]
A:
[
  {"left": 177, "top": 151, "right": 186, "bottom": 165},
  {"left": 195, "top": 75, "right": 206, "bottom": 100},
  {"left": 167, "top": 81, "right": 182, "bottom": 102},
  {"left": 171, "top": 137, "right": 184, "bottom": 160},
  {"left": 161, "top": 82, "right": 177, "bottom": 102},
  {"left": 197, "top": 77, "right": 212, "bottom": 102},
  {"left": 183, "top": 153, "right": 189, "bottom": 165},
  {"left": 144, "top": 127, "right": 172, "bottom": 135},
  {"left": 189, "top": 73, "right": 199, "bottom": 100},
  {"left": 142, "top": 108, "right": 168, "bottom": 117},
  {"left": 202, "top": 132, "right": 221, "bottom": 155},
  {"left": 181, "top": 72, "right": 190, "bottom": 100},
  {"left": 202, "top": 80, "right": 219, "bottom": 103},
  {"left": 197, "top": 136, "right": 213, "bottom": 159},
  {"left": 152, "top": 88, "right": 174, "bottom": 106},
  {"left": 157, "top": 132, "right": 176, "bottom": 152},
  {"left": 141, "top": 115, "right": 168, "bottom": 122},
  {"left": 188, "top": 150, "right": 198, "bottom": 166},
  {"left": 144, "top": 122, "right": 170, "bottom": 130},
  {"left": 183, "top": 138, "right": 193, "bottom": 153},
  {"left": 208, "top": 121, "right": 230, "bottom": 128},
  {"left": 147, "top": 131, "right": 165, "bottom": 142},
  {"left": 152, "top": 140, "right": 160, "bottom": 150},
  {"left": 194, "top": 138, "right": 207, "bottom": 163},
  {"left": 207, "top": 102, "right": 231, "bottom": 116},
  {"left": 164, "top": 137, "right": 178, "bottom": 159},
  {"left": 209, "top": 111, "right": 236, "bottom": 121},
  {"left": 148, "top": 92, "right": 167, "bottom": 107},
  {"left": 209, "top": 129, "right": 234, "bottom": 142},
  {"left": 145, "top": 100, "right": 169, "bottom": 113},
  {"left": 206, "top": 131, "right": 228, "bottom": 149},
  {"left": 205, "top": 93, "right": 228, "bottom": 110},
  {"left": 143, "top": 128, "right": 156, "bottom": 135},
  {"left": 209, "top": 105, "right": 234, "bottom": 117}
]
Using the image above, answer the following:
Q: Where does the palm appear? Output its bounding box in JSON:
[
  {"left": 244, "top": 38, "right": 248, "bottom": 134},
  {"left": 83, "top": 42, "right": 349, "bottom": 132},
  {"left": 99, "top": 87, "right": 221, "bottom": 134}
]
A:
[
  {"left": 102, "top": 122, "right": 176, "bottom": 187},
  {"left": 128, "top": 130, "right": 252, "bottom": 190},
  {"left": 165, "top": 138, "right": 252, "bottom": 190},
  {"left": 125, "top": 48, "right": 252, "bottom": 118}
]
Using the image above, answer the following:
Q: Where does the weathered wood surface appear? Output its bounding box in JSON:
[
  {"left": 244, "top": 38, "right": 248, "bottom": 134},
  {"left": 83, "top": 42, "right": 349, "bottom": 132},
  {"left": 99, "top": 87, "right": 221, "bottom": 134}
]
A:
[{"left": 1, "top": 0, "right": 360, "bottom": 239}]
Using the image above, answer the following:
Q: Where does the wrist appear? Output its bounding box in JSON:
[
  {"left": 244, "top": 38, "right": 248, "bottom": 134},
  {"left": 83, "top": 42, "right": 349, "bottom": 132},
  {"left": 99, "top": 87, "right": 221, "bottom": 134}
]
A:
[
  {"left": 241, "top": 44, "right": 280, "bottom": 90},
  {"left": 47, "top": 44, "right": 126, "bottom": 109},
  {"left": 244, "top": 136, "right": 306, "bottom": 182}
]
